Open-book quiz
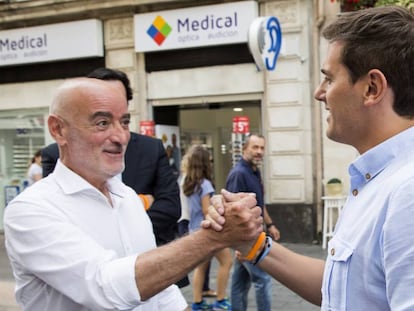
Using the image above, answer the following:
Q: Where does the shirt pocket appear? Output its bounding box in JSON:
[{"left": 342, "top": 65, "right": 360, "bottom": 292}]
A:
[{"left": 321, "top": 238, "right": 354, "bottom": 311}]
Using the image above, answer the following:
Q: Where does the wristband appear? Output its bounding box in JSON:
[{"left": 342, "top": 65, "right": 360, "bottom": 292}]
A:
[
  {"left": 266, "top": 223, "right": 275, "bottom": 229},
  {"left": 252, "top": 236, "right": 272, "bottom": 265},
  {"left": 138, "top": 194, "right": 150, "bottom": 210},
  {"left": 245, "top": 232, "right": 266, "bottom": 261}
]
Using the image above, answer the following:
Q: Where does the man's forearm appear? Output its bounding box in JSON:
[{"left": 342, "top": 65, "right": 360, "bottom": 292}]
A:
[
  {"left": 259, "top": 242, "right": 324, "bottom": 306},
  {"left": 134, "top": 229, "right": 223, "bottom": 300}
]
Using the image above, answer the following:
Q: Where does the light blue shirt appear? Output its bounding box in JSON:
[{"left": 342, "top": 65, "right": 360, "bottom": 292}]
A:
[
  {"left": 187, "top": 179, "right": 215, "bottom": 232},
  {"left": 322, "top": 126, "right": 414, "bottom": 310}
]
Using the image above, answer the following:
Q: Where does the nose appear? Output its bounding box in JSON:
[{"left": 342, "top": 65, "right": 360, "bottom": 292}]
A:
[
  {"left": 314, "top": 82, "right": 326, "bottom": 102},
  {"left": 110, "top": 122, "right": 130, "bottom": 146}
]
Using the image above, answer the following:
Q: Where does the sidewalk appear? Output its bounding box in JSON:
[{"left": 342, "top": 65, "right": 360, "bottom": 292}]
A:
[
  {"left": 0, "top": 233, "right": 326, "bottom": 310},
  {"left": 0, "top": 281, "right": 19, "bottom": 311},
  {"left": 181, "top": 243, "right": 325, "bottom": 311}
]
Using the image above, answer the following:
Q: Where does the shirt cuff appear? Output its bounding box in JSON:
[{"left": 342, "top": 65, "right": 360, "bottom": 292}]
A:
[{"left": 100, "top": 255, "right": 141, "bottom": 309}]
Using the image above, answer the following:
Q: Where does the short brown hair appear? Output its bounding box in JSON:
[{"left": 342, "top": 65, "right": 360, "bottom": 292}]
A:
[
  {"left": 322, "top": 6, "right": 414, "bottom": 117},
  {"left": 243, "top": 133, "right": 265, "bottom": 151}
]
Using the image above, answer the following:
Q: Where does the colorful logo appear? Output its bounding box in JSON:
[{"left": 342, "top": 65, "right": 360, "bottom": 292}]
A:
[{"left": 146, "top": 16, "right": 172, "bottom": 46}]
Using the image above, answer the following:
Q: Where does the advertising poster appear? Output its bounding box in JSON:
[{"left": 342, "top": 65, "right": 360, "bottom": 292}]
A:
[{"left": 155, "top": 125, "right": 181, "bottom": 177}]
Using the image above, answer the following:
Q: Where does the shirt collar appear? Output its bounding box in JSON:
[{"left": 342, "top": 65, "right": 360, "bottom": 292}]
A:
[
  {"left": 240, "top": 158, "right": 261, "bottom": 178},
  {"left": 53, "top": 159, "right": 125, "bottom": 197},
  {"left": 349, "top": 126, "right": 414, "bottom": 191},
  {"left": 240, "top": 158, "right": 250, "bottom": 168}
]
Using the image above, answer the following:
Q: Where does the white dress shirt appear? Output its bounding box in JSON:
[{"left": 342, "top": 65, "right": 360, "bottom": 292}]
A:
[{"left": 4, "top": 160, "right": 186, "bottom": 311}]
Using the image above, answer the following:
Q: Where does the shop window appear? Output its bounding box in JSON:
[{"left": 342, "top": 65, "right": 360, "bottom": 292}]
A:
[
  {"left": 0, "top": 111, "right": 47, "bottom": 190},
  {"left": 0, "top": 111, "right": 47, "bottom": 230}
]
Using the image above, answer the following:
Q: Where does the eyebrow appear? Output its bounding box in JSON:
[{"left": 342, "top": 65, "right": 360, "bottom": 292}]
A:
[{"left": 89, "top": 111, "right": 131, "bottom": 121}]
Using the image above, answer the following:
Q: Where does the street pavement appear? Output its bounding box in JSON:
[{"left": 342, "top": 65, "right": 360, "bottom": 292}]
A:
[{"left": 0, "top": 233, "right": 326, "bottom": 310}]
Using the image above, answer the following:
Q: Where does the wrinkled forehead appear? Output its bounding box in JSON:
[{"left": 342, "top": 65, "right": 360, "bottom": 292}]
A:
[
  {"left": 244, "top": 135, "right": 265, "bottom": 148},
  {"left": 51, "top": 78, "right": 127, "bottom": 118}
]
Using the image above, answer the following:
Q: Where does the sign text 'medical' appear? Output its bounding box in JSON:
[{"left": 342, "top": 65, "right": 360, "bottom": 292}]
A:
[
  {"left": 0, "top": 34, "right": 47, "bottom": 52},
  {"left": 177, "top": 13, "right": 238, "bottom": 32}
]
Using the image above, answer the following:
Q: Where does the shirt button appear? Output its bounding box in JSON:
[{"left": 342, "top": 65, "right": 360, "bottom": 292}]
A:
[
  {"left": 365, "top": 173, "right": 371, "bottom": 180},
  {"left": 331, "top": 248, "right": 335, "bottom": 256},
  {"left": 352, "top": 189, "right": 358, "bottom": 196}
]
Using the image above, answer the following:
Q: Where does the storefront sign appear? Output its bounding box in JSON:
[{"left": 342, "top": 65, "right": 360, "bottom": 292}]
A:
[
  {"left": 0, "top": 19, "right": 103, "bottom": 67},
  {"left": 134, "top": 1, "right": 258, "bottom": 52},
  {"left": 232, "top": 116, "right": 250, "bottom": 134},
  {"left": 248, "top": 16, "right": 282, "bottom": 71},
  {"left": 140, "top": 120, "right": 155, "bottom": 136}
]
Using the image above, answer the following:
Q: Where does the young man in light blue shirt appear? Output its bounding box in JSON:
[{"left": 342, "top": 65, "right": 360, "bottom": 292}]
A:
[{"left": 209, "top": 5, "right": 414, "bottom": 311}]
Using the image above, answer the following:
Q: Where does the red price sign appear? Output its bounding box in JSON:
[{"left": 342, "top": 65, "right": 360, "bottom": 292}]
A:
[
  {"left": 139, "top": 120, "right": 155, "bottom": 136},
  {"left": 232, "top": 116, "right": 250, "bottom": 134}
]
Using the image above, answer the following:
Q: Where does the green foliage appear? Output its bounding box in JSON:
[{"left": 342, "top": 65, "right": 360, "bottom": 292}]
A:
[
  {"left": 327, "top": 178, "right": 342, "bottom": 184},
  {"left": 333, "top": 0, "right": 413, "bottom": 10},
  {"left": 375, "top": 0, "right": 414, "bottom": 8}
]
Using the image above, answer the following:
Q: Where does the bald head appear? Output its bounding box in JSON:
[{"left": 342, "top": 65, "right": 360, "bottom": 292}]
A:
[{"left": 50, "top": 78, "right": 127, "bottom": 121}]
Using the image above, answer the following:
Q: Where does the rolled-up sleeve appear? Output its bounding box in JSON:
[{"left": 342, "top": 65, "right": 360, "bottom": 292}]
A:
[{"left": 99, "top": 255, "right": 141, "bottom": 309}]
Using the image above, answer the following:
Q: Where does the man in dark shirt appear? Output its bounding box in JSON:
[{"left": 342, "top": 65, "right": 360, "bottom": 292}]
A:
[{"left": 225, "top": 133, "right": 280, "bottom": 311}]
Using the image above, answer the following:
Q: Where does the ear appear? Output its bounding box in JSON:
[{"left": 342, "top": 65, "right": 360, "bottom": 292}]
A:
[
  {"left": 363, "top": 69, "right": 388, "bottom": 107},
  {"left": 47, "top": 114, "right": 66, "bottom": 144}
]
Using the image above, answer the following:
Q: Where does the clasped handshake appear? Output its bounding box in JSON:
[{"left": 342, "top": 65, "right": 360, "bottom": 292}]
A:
[{"left": 202, "top": 189, "right": 266, "bottom": 262}]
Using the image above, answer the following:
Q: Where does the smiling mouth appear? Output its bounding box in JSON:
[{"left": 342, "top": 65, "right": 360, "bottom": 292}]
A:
[{"left": 105, "top": 149, "right": 123, "bottom": 155}]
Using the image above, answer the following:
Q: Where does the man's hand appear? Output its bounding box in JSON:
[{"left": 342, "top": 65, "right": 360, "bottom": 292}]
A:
[
  {"left": 202, "top": 189, "right": 263, "bottom": 253},
  {"left": 202, "top": 190, "right": 257, "bottom": 231}
]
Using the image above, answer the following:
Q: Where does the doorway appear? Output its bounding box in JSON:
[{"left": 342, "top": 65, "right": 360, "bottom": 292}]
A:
[{"left": 178, "top": 101, "right": 261, "bottom": 191}]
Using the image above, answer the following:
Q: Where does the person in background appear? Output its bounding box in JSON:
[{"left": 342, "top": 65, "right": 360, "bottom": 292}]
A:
[
  {"left": 225, "top": 133, "right": 280, "bottom": 311},
  {"left": 177, "top": 152, "right": 216, "bottom": 298},
  {"left": 4, "top": 77, "right": 263, "bottom": 311},
  {"left": 201, "top": 265, "right": 216, "bottom": 300},
  {"left": 208, "top": 6, "right": 414, "bottom": 311},
  {"left": 26, "top": 149, "right": 42, "bottom": 186},
  {"left": 171, "top": 133, "right": 181, "bottom": 176},
  {"left": 166, "top": 145, "right": 179, "bottom": 178},
  {"left": 184, "top": 145, "right": 232, "bottom": 311}
]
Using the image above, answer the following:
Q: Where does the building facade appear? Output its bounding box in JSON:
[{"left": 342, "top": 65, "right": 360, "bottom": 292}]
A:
[{"left": 0, "top": 0, "right": 356, "bottom": 242}]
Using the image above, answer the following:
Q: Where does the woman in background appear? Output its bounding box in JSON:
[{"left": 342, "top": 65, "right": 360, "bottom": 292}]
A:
[
  {"left": 27, "top": 149, "right": 42, "bottom": 186},
  {"left": 183, "top": 145, "right": 232, "bottom": 311}
]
